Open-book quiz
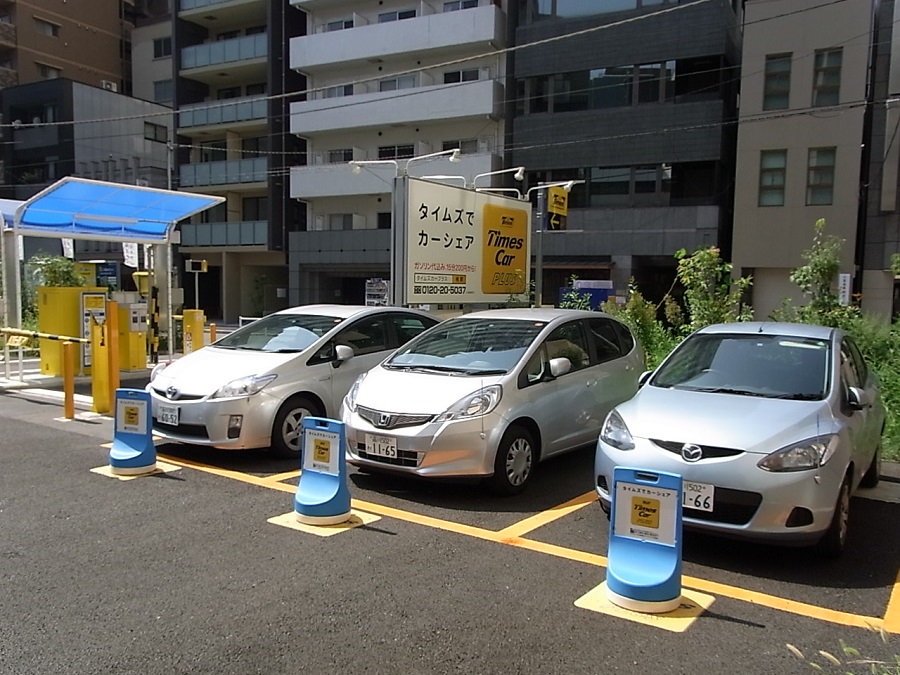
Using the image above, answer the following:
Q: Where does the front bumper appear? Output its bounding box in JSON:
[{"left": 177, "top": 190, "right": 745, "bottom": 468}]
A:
[
  {"left": 594, "top": 436, "right": 847, "bottom": 544},
  {"left": 342, "top": 406, "right": 509, "bottom": 478}
]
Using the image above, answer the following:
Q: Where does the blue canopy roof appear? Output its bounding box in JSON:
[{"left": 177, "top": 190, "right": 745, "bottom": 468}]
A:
[{"left": 12, "top": 177, "right": 224, "bottom": 244}]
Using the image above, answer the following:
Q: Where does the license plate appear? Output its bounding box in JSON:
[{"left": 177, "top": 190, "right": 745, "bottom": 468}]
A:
[
  {"left": 682, "top": 481, "right": 714, "bottom": 512},
  {"left": 158, "top": 404, "right": 179, "bottom": 426},
  {"left": 365, "top": 433, "right": 397, "bottom": 458}
]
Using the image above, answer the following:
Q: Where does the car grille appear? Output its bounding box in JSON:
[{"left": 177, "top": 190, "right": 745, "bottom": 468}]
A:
[
  {"left": 151, "top": 387, "right": 205, "bottom": 402},
  {"left": 355, "top": 443, "right": 420, "bottom": 468},
  {"left": 651, "top": 439, "right": 743, "bottom": 459},
  {"left": 357, "top": 405, "right": 433, "bottom": 430},
  {"left": 153, "top": 420, "right": 209, "bottom": 440},
  {"left": 685, "top": 487, "right": 762, "bottom": 525}
]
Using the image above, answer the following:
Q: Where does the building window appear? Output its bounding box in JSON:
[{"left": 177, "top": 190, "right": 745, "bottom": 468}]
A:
[
  {"left": 328, "top": 214, "right": 354, "bottom": 230},
  {"left": 328, "top": 149, "right": 353, "bottom": 163},
  {"left": 218, "top": 86, "right": 241, "bottom": 100},
  {"left": 245, "top": 83, "right": 266, "bottom": 96},
  {"left": 758, "top": 150, "right": 787, "bottom": 207},
  {"left": 153, "top": 79, "right": 173, "bottom": 103},
  {"left": 812, "top": 48, "right": 842, "bottom": 107},
  {"left": 143, "top": 122, "right": 168, "bottom": 143},
  {"left": 200, "top": 140, "right": 227, "bottom": 163},
  {"left": 378, "top": 144, "right": 415, "bottom": 160},
  {"left": 217, "top": 30, "right": 240, "bottom": 40},
  {"left": 444, "top": 0, "right": 478, "bottom": 9},
  {"left": 324, "top": 84, "right": 353, "bottom": 98},
  {"left": 443, "top": 139, "right": 479, "bottom": 154},
  {"left": 242, "top": 196, "right": 268, "bottom": 221},
  {"left": 242, "top": 136, "right": 268, "bottom": 155},
  {"left": 245, "top": 26, "right": 265, "bottom": 35},
  {"left": 806, "top": 147, "right": 836, "bottom": 205},
  {"left": 36, "top": 62, "right": 61, "bottom": 79},
  {"left": 379, "top": 76, "right": 415, "bottom": 91},
  {"left": 34, "top": 17, "right": 60, "bottom": 37},
  {"left": 378, "top": 9, "right": 416, "bottom": 22},
  {"left": 590, "top": 167, "right": 631, "bottom": 206},
  {"left": 444, "top": 69, "right": 479, "bottom": 84},
  {"left": 763, "top": 54, "right": 791, "bottom": 110},
  {"left": 377, "top": 212, "right": 392, "bottom": 229},
  {"left": 153, "top": 36, "right": 172, "bottom": 59},
  {"left": 326, "top": 19, "right": 353, "bottom": 31}
]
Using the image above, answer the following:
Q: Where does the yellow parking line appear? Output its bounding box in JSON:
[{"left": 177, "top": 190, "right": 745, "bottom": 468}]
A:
[
  {"left": 263, "top": 469, "right": 303, "bottom": 484},
  {"left": 496, "top": 491, "right": 597, "bottom": 539},
  {"left": 155, "top": 453, "right": 891, "bottom": 633}
]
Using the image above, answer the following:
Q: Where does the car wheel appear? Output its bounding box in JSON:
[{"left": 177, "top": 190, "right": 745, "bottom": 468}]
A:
[
  {"left": 271, "top": 395, "right": 321, "bottom": 459},
  {"left": 816, "top": 474, "right": 850, "bottom": 559},
  {"left": 860, "top": 442, "right": 881, "bottom": 489},
  {"left": 488, "top": 426, "right": 535, "bottom": 496},
  {"left": 599, "top": 501, "right": 611, "bottom": 521}
]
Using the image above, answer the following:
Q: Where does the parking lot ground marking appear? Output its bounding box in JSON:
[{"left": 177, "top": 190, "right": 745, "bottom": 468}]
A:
[
  {"left": 881, "top": 568, "right": 900, "bottom": 634},
  {"left": 575, "top": 582, "right": 715, "bottom": 633},
  {"left": 90, "top": 460, "right": 181, "bottom": 481},
  {"left": 496, "top": 491, "right": 597, "bottom": 539},
  {"left": 262, "top": 469, "right": 303, "bottom": 484},
  {"left": 149, "top": 453, "right": 893, "bottom": 634},
  {"left": 268, "top": 510, "right": 381, "bottom": 537},
  {"left": 858, "top": 483, "right": 900, "bottom": 504}
]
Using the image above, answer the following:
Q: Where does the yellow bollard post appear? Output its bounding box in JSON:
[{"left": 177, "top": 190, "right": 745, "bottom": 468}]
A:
[
  {"left": 209, "top": 322, "right": 216, "bottom": 344},
  {"left": 107, "top": 300, "right": 120, "bottom": 405},
  {"left": 182, "top": 309, "right": 205, "bottom": 353},
  {"left": 62, "top": 340, "right": 75, "bottom": 420},
  {"left": 90, "top": 318, "right": 111, "bottom": 414}
]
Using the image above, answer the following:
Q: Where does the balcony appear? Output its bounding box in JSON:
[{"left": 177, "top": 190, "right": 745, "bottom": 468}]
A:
[
  {"left": 179, "top": 0, "right": 267, "bottom": 29},
  {"left": 0, "top": 19, "right": 15, "bottom": 48},
  {"left": 290, "top": 4, "right": 504, "bottom": 72},
  {"left": 289, "top": 228, "right": 391, "bottom": 266},
  {"left": 179, "top": 157, "right": 268, "bottom": 188},
  {"left": 291, "top": 151, "right": 499, "bottom": 199},
  {"left": 291, "top": 79, "right": 503, "bottom": 135},
  {"left": 13, "top": 125, "right": 59, "bottom": 150},
  {"left": 178, "top": 96, "right": 267, "bottom": 131},
  {"left": 180, "top": 33, "right": 267, "bottom": 85},
  {"left": 180, "top": 220, "right": 268, "bottom": 247}
]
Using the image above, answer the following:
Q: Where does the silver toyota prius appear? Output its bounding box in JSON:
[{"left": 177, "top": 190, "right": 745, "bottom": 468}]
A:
[
  {"left": 594, "top": 322, "right": 885, "bottom": 558},
  {"left": 342, "top": 308, "right": 644, "bottom": 494}
]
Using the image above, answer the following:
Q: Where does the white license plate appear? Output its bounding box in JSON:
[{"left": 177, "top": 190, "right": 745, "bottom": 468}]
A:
[
  {"left": 158, "top": 404, "right": 179, "bottom": 426},
  {"left": 365, "top": 433, "right": 397, "bottom": 458},
  {"left": 683, "top": 481, "right": 714, "bottom": 512}
]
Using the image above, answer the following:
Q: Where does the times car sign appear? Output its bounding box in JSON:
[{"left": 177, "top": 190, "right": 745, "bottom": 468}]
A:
[{"left": 395, "top": 177, "right": 531, "bottom": 305}]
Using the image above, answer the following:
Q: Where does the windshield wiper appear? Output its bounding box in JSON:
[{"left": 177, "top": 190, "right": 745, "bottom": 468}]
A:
[
  {"left": 462, "top": 368, "right": 507, "bottom": 376},
  {"left": 385, "top": 363, "right": 469, "bottom": 374},
  {"left": 768, "top": 392, "right": 822, "bottom": 401},
  {"left": 678, "top": 386, "right": 769, "bottom": 397}
]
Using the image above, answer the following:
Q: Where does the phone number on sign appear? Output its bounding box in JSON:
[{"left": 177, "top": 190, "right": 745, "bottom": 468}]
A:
[{"left": 413, "top": 285, "right": 466, "bottom": 295}]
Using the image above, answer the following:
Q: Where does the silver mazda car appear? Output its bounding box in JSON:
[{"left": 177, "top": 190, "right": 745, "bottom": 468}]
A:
[
  {"left": 594, "top": 322, "right": 885, "bottom": 558},
  {"left": 343, "top": 308, "right": 644, "bottom": 494}
]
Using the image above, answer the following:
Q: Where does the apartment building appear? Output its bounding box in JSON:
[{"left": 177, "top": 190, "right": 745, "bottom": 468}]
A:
[
  {"left": 0, "top": 0, "right": 134, "bottom": 92},
  {"left": 148, "top": 0, "right": 307, "bottom": 322},
  {"left": 510, "top": 0, "right": 742, "bottom": 304},
  {"left": 287, "top": 0, "right": 509, "bottom": 305},
  {"left": 731, "top": 0, "right": 875, "bottom": 318}
]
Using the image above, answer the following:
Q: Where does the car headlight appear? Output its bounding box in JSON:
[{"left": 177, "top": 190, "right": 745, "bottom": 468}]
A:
[
  {"left": 149, "top": 361, "right": 169, "bottom": 382},
  {"left": 600, "top": 410, "right": 634, "bottom": 450},
  {"left": 757, "top": 434, "right": 838, "bottom": 472},
  {"left": 434, "top": 385, "right": 502, "bottom": 423},
  {"left": 211, "top": 374, "right": 277, "bottom": 399},
  {"left": 345, "top": 372, "right": 367, "bottom": 412}
]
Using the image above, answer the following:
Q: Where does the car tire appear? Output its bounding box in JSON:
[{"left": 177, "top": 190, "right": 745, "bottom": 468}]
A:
[
  {"left": 860, "top": 442, "right": 881, "bottom": 489},
  {"left": 599, "top": 501, "right": 611, "bottom": 521},
  {"left": 488, "top": 425, "right": 535, "bottom": 496},
  {"left": 816, "top": 474, "right": 850, "bottom": 559},
  {"left": 271, "top": 395, "right": 321, "bottom": 459}
]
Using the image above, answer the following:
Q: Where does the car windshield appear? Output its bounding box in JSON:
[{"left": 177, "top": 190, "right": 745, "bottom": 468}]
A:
[
  {"left": 385, "top": 317, "right": 544, "bottom": 375},
  {"left": 213, "top": 313, "right": 344, "bottom": 352},
  {"left": 651, "top": 333, "right": 830, "bottom": 400}
]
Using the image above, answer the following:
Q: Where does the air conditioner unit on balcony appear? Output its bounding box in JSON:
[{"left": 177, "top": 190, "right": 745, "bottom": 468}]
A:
[{"left": 100, "top": 80, "right": 118, "bottom": 92}]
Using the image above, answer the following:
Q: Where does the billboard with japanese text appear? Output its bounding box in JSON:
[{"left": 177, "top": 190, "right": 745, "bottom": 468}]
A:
[{"left": 400, "top": 178, "right": 531, "bottom": 305}]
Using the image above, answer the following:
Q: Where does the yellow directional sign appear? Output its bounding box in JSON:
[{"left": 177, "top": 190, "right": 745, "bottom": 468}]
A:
[{"left": 547, "top": 186, "right": 568, "bottom": 230}]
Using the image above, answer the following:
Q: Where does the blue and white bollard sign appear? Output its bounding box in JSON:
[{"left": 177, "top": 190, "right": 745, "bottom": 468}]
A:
[
  {"left": 294, "top": 417, "right": 352, "bottom": 525},
  {"left": 109, "top": 388, "right": 157, "bottom": 476},
  {"left": 606, "top": 467, "right": 683, "bottom": 613}
]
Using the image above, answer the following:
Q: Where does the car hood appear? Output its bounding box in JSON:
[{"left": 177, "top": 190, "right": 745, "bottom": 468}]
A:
[
  {"left": 150, "top": 347, "right": 299, "bottom": 395},
  {"left": 616, "top": 385, "right": 835, "bottom": 455},
  {"left": 356, "top": 366, "right": 505, "bottom": 414}
]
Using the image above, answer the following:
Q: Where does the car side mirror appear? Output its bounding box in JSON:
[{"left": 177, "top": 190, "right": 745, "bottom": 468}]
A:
[
  {"left": 847, "top": 386, "right": 870, "bottom": 410},
  {"left": 333, "top": 344, "right": 354, "bottom": 367},
  {"left": 638, "top": 370, "right": 654, "bottom": 387},
  {"left": 549, "top": 356, "right": 571, "bottom": 378}
]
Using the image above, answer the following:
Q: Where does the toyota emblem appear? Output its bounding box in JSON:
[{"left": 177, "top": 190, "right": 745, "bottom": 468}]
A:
[
  {"left": 166, "top": 386, "right": 179, "bottom": 400},
  {"left": 681, "top": 443, "right": 703, "bottom": 462}
]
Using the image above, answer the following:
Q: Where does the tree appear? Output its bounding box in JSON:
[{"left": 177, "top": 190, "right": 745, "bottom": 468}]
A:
[
  {"left": 28, "top": 254, "right": 86, "bottom": 288},
  {"left": 674, "top": 246, "right": 752, "bottom": 332}
]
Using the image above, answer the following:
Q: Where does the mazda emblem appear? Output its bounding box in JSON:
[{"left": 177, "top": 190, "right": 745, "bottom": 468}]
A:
[{"left": 681, "top": 443, "right": 703, "bottom": 462}]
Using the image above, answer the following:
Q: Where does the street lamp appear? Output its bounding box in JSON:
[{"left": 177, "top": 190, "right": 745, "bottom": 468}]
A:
[
  {"left": 472, "top": 166, "right": 525, "bottom": 189},
  {"left": 349, "top": 148, "right": 460, "bottom": 177},
  {"left": 419, "top": 175, "right": 468, "bottom": 186}
]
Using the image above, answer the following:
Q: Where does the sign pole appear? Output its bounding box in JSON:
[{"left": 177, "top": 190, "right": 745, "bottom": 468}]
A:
[{"left": 534, "top": 188, "right": 546, "bottom": 307}]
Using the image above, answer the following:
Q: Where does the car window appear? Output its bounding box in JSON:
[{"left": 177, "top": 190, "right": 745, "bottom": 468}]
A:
[
  {"left": 588, "top": 318, "right": 624, "bottom": 364},
  {"left": 389, "top": 314, "right": 436, "bottom": 348},
  {"left": 215, "top": 313, "right": 341, "bottom": 352},
  {"left": 844, "top": 337, "right": 868, "bottom": 384},
  {"left": 612, "top": 319, "right": 635, "bottom": 354},
  {"left": 544, "top": 320, "right": 590, "bottom": 371},
  {"left": 518, "top": 347, "right": 548, "bottom": 388},
  {"left": 335, "top": 316, "right": 388, "bottom": 356},
  {"left": 839, "top": 341, "right": 862, "bottom": 390}
]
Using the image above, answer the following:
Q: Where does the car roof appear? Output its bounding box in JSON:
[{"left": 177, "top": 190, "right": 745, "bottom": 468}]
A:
[
  {"left": 449, "top": 307, "right": 615, "bottom": 323},
  {"left": 272, "top": 304, "right": 429, "bottom": 319},
  {"left": 696, "top": 322, "right": 836, "bottom": 340}
]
